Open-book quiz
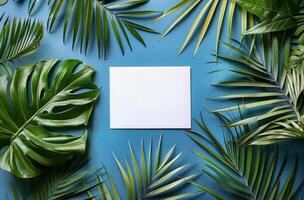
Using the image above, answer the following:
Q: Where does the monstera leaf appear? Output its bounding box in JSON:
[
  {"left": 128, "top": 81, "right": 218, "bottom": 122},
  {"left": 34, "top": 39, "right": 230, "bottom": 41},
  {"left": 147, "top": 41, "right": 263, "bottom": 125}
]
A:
[{"left": 0, "top": 59, "right": 99, "bottom": 178}]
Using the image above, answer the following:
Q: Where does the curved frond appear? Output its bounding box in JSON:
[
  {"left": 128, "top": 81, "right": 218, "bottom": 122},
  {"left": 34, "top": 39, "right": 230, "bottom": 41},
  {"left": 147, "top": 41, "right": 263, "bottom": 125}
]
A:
[
  {"left": 10, "top": 158, "right": 102, "bottom": 200},
  {"left": 187, "top": 116, "right": 302, "bottom": 199},
  {"left": 212, "top": 33, "right": 304, "bottom": 145},
  {"left": 0, "top": 59, "right": 99, "bottom": 178},
  {"left": 89, "top": 136, "right": 199, "bottom": 200},
  {"left": 156, "top": 0, "right": 247, "bottom": 56},
  {"left": 0, "top": 17, "right": 43, "bottom": 76},
  {"left": 28, "top": 0, "right": 160, "bottom": 59}
]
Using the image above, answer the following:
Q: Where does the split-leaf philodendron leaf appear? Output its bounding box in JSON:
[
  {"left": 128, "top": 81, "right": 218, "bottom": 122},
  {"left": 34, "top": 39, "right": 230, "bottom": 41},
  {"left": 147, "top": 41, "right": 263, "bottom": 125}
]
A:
[{"left": 0, "top": 59, "right": 99, "bottom": 178}]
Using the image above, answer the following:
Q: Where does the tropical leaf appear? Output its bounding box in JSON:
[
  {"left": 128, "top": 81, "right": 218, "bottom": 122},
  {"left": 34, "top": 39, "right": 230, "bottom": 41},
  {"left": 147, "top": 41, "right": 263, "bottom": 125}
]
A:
[
  {"left": 295, "top": 6, "right": 304, "bottom": 44},
  {"left": 88, "top": 135, "right": 199, "bottom": 200},
  {"left": 289, "top": 44, "right": 304, "bottom": 69},
  {"left": 187, "top": 115, "right": 302, "bottom": 199},
  {"left": 0, "top": 17, "right": 43, "bottom": 76},
  {"left": 27, "top": 0, "right": 160, "bottom": 59},
  {"left": 237, "top": 0, "right": 303, "bottom": 36},
  {"left": 0, "top": 59, "right": 99, "bottom": 178},
  {"left": 212, "top": 33, "right": 304, "bottom": 145},
  {"left": 156, "top": 0, "right": 248, "bottom": 56},
  {"left": 10, "top": 158, "right": 102, "bottom": 200}
]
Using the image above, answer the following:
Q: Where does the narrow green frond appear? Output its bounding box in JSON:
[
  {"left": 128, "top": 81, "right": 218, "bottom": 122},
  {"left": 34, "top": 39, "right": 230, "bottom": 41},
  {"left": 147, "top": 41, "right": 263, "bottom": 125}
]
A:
[
  {"left": 28, "top": 0, "right": 158, "bottom": 58},
  {"left": 188, "top": 117, "right": 301, "bottom": 199}
]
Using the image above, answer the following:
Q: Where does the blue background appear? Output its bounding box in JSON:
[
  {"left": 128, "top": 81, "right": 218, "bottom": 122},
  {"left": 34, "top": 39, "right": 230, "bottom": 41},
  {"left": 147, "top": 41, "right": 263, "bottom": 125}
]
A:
[{"left": 0, "top": 1, "right": 303, "bottom": 199}]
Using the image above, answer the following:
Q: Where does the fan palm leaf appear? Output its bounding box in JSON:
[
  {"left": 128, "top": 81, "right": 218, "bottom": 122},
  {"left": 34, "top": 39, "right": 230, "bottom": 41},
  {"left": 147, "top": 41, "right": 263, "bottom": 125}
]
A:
[
  {"left": 27, "top": 0, "right": 160, "bottom": 59},
  {"left": 88, "top": 135, "right": 199, "bottom": 200},
  {"left": 10, "top": 158, "right": 102, "bottom": 200},
  {"left": 156, "top": 0, "right": 249, "bottom": 56},
  {"left": 211, "top": 33, "right": 304, "bottom": 145},
  {"left": 187, "top": 115, "right": 302, "bottom": 199},
  {"left": 0, "top": 17, "right": 43, "bottom": 76},
  {"left": 0, "top": 59, "right": 99, "bottom": 178}
]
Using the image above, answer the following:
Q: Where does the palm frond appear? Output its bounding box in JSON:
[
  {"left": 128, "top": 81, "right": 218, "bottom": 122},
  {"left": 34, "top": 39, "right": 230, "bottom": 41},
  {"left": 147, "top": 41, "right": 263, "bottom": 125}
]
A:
[
  {"left": 10, "top": 158, "right": 102, "bottom": 200},
  {"left": 187, "top": 115, "right": 302, "bottom": 199},
  {"left": 212, "top": 33, "right": 304, "bottom": 145},
  {"left": 0, "top": 59, "right": 99, "bottom": 178},
  {"left": 156, "top": 0, "right": 247, "bottom": 56},
  {"left": 28, "top": 0, "right": 160, "bottom": 59},
  {"left": 89, "top": 136, "right": 199, "bottom": 200},
  {"left": 0, "top": 17, "right": 43, "bottom": 76}
]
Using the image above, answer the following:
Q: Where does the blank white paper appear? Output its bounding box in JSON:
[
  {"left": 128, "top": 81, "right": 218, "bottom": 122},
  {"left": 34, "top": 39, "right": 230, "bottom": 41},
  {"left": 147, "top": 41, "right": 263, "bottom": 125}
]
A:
[{"left": 110, "top": 67, "right": 191, "bottom": 129}]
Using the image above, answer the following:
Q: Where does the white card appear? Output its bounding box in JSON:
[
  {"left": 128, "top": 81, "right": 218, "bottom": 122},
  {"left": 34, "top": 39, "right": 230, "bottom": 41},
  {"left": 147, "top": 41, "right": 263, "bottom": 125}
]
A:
[{"left": 110, "top": 67, "right": 191, "bottom": 129}]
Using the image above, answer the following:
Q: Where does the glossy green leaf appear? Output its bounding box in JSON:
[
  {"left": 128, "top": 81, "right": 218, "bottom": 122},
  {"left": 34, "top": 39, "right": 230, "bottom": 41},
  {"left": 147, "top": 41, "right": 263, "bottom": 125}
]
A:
[
  {"left": 0, "top": 59, "right": 99, "bottom": 178},
  {"left": 245, "top": 18, "right": 297, "bottom": 35}
]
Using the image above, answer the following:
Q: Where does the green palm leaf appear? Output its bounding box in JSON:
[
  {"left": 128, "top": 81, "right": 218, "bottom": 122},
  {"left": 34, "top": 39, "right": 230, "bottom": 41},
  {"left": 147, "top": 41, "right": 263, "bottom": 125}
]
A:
[
  {"left": 156, "top": 0, "right": 247, "bottom": 56},
  {"left": 0, "top": 17, "right": 43, "bottom": 76},
  {"left": 187, "top": 115, "right": 302, "bottom": 199},
  {"left": 89, "top": 136, "right": 199, "bottom": 200},
  {"left": 0, "top": 59, "right": 99, "bottom": 178},
  {"left": 28, "top": 0, "right": 160, "bottom": 59},
  {"left": 10, "top": 158, "right": 102, "bottom": 200},
  {"left": 212, "top": 33, "right": 304, "bottom": 145}
]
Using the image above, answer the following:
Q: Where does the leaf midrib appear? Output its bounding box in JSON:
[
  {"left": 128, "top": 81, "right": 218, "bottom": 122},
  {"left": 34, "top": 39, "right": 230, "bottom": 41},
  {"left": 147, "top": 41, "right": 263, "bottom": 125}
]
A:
[
  {"left": 9, "top": 69, "right": 91, "bottom": 142},
  {"left": 257, "top": 59, "right": 300, "bottom": 120}
]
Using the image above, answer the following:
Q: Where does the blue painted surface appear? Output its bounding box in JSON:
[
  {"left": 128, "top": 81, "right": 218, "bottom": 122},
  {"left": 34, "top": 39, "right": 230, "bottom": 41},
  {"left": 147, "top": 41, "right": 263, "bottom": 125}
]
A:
[{"left": 0, "top": 1, "right": 303, "bottom": 199}]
